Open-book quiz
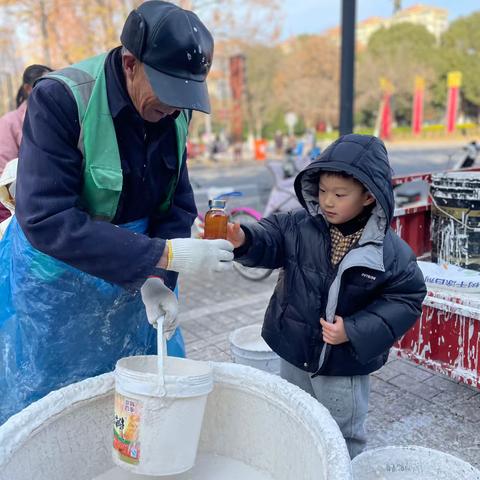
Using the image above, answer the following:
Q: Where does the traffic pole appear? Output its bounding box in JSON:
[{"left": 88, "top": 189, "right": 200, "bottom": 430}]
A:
[{"left": 339, "top": 0, "right": 356, "bottom": 136}]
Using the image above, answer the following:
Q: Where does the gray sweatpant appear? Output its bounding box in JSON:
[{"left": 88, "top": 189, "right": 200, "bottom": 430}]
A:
[{"left": 280, "top": 359, "right": 370, "bottom": 459}]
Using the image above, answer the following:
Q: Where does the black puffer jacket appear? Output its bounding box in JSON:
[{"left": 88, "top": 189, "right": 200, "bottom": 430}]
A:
[{"left": 235, "top": 134, "right": 426, "bottom": 376}]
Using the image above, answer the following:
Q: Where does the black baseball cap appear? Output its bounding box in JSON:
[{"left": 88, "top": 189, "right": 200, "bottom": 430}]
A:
[{"left": 121, "top": 0, "right": 214, "bottom": 114}]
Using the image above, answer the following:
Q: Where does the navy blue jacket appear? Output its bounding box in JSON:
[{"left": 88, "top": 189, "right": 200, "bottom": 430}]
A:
[
  {"left": 235, "top": 135, "right": 426, "bottom": 376},
  {"left": 15, "top": 48, "right": 197, "bottom": 291}
]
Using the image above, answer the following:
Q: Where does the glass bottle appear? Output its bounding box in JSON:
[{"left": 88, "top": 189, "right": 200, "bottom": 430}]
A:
[{"left": 204, "top": 199, "right": 228, "bottom": 240}]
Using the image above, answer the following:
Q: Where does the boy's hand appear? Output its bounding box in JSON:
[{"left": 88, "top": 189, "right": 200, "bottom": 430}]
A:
[
  {"left": 320, "top": 315, "right": 349, "bottom": 345},
  {"left": 226, "top": 222, "right": 246, "bottom": 248}
]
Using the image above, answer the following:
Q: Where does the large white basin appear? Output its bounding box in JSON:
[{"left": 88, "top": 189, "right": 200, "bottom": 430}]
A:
[
  {"left": 0, "top": 362, "right": 352, "bottom": 480},
  {"left": 351, "top": 446, "right": 480, "bottom": 480}
]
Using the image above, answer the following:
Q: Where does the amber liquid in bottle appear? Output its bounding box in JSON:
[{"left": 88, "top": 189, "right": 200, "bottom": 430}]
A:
[{"left": 204, "top": 202, "right": 228, "bottom": 240}]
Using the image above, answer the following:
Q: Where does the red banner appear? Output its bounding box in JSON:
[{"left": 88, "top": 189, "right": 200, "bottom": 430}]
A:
[
  {"left": 446, "top": 87, "right": 459, "bottom": 133},
  {"left": 412, "top": 77, "right": 424, "bottom": 135},
  {"left": 446, "top": 71, "right": 462, "bottom": 134},
  {"left": 380, "top": 93, "right": 392, "bottom": 140},
  {"left": 379, "top": 78, "right": 393, "bottom": 141}
]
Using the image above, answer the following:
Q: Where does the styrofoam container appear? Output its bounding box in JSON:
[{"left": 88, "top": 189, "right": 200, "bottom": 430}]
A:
[
  {"left": 351, "top": 446, "right": 480, "bottom": 480},
  {"left": 113, "top": 355, "right": 213, "bottom": 476},
  {"left": 0, "top": 363, "right": 352, "bottom": 480},
  {"left": 229, "top": 323, "right": 280, "bottom": 374}
]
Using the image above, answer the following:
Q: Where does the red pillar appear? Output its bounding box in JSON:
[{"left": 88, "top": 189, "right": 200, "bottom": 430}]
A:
[
  {"left": 380, "top": 93, "right": 392, "bottom": 140},
  {"left": 379, "top": 78, "right": 393, "bottom": 141},
  {"left": 229, "top": 55, "right": 246, "bottom": 143},
  {"left": 446, "top": 71, "right": 462, "bottom": 134},
  {"left": 412, "top": 76, "right": 425, "bottom": 135}
]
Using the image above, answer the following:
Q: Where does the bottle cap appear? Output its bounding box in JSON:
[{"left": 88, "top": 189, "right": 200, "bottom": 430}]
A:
[{"left": 208, "top": 199, "right": 226, "bottom": 209}]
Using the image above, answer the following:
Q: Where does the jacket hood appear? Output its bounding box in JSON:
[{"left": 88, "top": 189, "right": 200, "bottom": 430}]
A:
[{"left": 294, "top": 134, "right": 394, "bottom": 230}]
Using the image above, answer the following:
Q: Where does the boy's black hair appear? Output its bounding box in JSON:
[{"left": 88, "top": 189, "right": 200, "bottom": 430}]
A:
[{"left": 319, "top": 170, "right": 368, "bottom": 192}]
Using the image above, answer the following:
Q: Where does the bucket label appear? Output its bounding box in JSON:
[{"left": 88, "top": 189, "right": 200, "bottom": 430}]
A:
[{"left": 113, "top": 393, "right": 142, "bottom": 465}]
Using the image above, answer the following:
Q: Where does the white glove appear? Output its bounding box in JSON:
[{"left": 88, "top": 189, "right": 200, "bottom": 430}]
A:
[
  {"left": 166, "top": 238, "right": 234, "bottom": 275},
  {"left": 141, "top": 277, "right": 178, "bottom": 340}
]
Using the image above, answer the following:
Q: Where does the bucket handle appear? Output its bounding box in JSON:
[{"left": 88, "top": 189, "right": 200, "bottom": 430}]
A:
[
  {"left": 430, "top": 194, "right": 480, "bottom": 232},
  {"left": 156, "top": 315, "right": 167, "bottom": 395}
]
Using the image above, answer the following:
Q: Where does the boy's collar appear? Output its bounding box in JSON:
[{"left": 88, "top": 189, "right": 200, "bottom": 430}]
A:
[{"left": 330, "top": 204, "right": 375, "bottom": 236}]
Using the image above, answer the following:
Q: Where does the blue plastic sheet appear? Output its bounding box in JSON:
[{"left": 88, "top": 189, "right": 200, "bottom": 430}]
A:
[{"left": 0, "top": 217, "right": 184, "bottom": 425}]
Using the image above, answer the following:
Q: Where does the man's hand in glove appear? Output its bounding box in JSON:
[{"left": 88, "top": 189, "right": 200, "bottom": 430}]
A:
[
  {"left": 157, "top": 238, "right": 234, "bottom": 275},
  {"left": 141, "top": 276, "right": 178, "bottom": 340}
]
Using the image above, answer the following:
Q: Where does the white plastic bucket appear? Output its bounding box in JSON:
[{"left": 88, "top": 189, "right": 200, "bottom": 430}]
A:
[
  {"left": 113, "top": 354, "right": 213, "bottom": 476},
  {"left": 229, "top": 323, "right": 280, "bottom": 374},
  {"left": 351, "top": 446, "right": 480, "bottom": 480}
]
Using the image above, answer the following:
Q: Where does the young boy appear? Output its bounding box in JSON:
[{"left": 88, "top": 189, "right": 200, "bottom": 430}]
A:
[{"left": 227, "top": 134, "right": 426, "bottom": 458}]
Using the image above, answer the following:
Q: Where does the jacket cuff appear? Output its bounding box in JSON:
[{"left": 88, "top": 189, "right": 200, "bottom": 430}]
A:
[
  {"left": 342, "top": 316, "right": 364, "bottom": 363},
  {"left": 151, "top": 267, "right": 178, "bottom": 291},
  {"left": 125, "top": 238, "right": 166, "bottom": 292},
  {"left": 233, "top": 225, "right": 253, "bottom": 258}
]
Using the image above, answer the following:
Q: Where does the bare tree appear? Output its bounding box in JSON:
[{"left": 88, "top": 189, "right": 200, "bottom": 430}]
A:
[
  {"left": 3, "top": 0, "right": 282, "bottom": 67},
  {"left": 273, "top": 35, "right": 340, "bottom": 129},
  {"left": 242, "top": 44, "right": 280, "bottom": 137},
  {"left": 173, "top": 0, "right": 282, "bottom": 44},
  {"left": 0, "top": 15, "right": 22, "bottom": 113}
]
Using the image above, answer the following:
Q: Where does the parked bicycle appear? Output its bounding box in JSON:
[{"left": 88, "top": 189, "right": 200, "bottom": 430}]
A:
[{"left": 192, "top": 157, "right": 306, "bottom": 281}]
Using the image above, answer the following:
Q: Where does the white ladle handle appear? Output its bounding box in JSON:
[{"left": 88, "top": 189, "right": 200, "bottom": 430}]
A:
[{"left": 157, "top": 315, "right": 166, "bottom": 390}]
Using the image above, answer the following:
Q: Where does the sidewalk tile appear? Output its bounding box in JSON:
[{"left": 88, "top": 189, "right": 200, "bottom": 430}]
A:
[
  {"left": 431, "top": 387, "right": 478, "bottom": 405},
  {"left": 188, "top": 345, "right": 226, "bottom": 361},
  {"left": 423, "top": 374, "right": 468, "bottom": 393},
  {"left": 387, "top": 374, "right": 440, "bottom": 400},
  {"left": 387, "top": 360, "right": 434, "bottom": 381}
]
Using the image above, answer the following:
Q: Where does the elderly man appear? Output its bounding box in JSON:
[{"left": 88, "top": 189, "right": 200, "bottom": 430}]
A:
[{"left": 0, "top": 0, "right": 233, "bottom": 425}]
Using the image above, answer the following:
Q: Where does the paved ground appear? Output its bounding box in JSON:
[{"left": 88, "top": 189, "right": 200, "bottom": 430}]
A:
[
  {"left": 189, "top": 141, "right": 468, "bottom": 177},
  {"left": 178, "top": 268, "right": 480, "bottom": 468}
]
